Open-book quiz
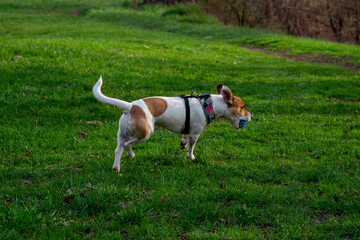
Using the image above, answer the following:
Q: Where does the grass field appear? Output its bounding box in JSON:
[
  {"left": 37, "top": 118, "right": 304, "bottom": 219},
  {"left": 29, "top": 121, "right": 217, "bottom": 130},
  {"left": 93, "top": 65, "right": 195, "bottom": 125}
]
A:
[{"left": 1, "top": 0, "right": 360, "bottom": 238}]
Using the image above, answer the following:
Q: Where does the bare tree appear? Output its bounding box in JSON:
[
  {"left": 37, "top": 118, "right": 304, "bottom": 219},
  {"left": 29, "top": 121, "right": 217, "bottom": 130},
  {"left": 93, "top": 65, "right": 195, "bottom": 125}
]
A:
[
  {"left": 226, "top": 0, "right": 242, "bottom": 26},
  {"left": 326, "top": 0, "right": 344, "bottom": 42},
  {"left": 145, "top": 0, "right": 360, "bottom": 44},
  {"left": 353, "top": 0, "right": 360, "bottom": 43}
]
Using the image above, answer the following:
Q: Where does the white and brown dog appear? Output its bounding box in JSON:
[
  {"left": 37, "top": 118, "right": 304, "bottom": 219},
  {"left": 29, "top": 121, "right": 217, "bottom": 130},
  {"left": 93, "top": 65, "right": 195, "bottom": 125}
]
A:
[{"left": 93, "top": 76, "right": 252, "bottom": 173}]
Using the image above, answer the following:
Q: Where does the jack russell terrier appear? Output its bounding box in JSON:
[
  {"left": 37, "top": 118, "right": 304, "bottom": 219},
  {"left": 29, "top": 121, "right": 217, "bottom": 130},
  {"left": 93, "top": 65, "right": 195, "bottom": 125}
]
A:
[{"left": 93, "top": 76, "right": 252, "bottom": 173}]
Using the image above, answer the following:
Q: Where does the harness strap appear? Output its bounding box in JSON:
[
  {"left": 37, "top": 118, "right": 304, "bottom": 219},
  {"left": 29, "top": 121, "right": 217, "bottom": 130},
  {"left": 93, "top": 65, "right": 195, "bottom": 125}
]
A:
[
  {"left": 199, "top": 94, "right": 214, "bottom": 125},
  {"left": 180, "top": 94, "right": 214, "bottom": 134},
  {"left": 180, "top": 95, "right": 191, "bottom": 134}
]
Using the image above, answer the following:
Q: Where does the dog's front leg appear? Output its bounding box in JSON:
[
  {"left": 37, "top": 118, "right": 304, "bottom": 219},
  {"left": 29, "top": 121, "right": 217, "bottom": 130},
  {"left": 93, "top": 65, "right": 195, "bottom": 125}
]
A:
[
  {"left": 180, "top": 135, "right": 189, "bottom": 150},
  {"left": 187, "top": 134, "right": 199, "bottom": 160}
]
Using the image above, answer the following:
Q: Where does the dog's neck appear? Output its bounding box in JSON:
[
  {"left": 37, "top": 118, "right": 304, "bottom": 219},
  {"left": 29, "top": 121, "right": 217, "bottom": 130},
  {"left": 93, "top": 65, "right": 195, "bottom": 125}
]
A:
[{"left": 211, "top": 95, "right": 229, "bottom": 119}]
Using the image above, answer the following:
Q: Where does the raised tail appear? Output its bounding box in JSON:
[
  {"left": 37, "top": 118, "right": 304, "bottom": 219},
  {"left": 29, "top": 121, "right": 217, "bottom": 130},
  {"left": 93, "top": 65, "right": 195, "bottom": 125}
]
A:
[{"left": 92, "top": 76, "right": 132, "bottom": 111}]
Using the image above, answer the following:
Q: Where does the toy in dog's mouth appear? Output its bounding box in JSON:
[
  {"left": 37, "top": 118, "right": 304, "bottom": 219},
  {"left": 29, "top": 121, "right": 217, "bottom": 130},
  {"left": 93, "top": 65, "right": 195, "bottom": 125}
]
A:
[{"left": 238, "top": 120, "right": 247, "bottom": 129}]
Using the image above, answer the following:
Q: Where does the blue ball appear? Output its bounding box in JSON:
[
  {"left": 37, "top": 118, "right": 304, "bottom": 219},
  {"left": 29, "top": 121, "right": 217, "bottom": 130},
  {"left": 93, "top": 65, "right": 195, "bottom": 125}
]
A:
[{"left": 239, "top": 120, "right": 247, "bottom": 128}]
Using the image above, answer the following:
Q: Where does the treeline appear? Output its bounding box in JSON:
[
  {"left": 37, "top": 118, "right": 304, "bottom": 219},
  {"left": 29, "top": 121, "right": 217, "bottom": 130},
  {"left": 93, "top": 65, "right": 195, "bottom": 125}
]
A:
[{"left": 139, "top": 0, "right": 360, "bottom": 44}]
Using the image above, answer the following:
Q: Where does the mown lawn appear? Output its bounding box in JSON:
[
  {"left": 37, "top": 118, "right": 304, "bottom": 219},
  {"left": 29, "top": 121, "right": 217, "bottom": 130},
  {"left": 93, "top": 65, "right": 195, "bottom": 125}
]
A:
[{"left": 1, "top": 0, "right": 360, "bottom": 239}]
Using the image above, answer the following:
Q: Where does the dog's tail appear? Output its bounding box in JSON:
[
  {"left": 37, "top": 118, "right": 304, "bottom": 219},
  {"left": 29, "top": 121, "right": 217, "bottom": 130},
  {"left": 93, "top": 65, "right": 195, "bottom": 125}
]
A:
[{"left": 92, "top": 76, "right": 132, "bottom": 111}]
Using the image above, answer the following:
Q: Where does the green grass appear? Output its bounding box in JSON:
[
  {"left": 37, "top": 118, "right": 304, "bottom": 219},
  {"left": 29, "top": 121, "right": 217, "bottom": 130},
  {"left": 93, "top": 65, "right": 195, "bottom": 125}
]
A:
[{"left": 1, "top": 0, "right": 360, "bottom": 238}]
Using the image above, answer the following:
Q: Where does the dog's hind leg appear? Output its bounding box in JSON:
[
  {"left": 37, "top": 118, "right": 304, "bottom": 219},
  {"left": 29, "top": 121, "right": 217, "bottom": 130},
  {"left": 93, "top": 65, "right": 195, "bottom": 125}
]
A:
[
  {"left": 124, "top": 132, "right": 152, "bottom": 151},
  {"left": 121, "top": 128, "right": 135, "bottom": 158},
  {"left": 113, "top": 116, "right": 130, "bottom": 173},
  {"left": 124, "top": 104, "right": 153, "bottom": 158},
  {"left": 123, "top": 134, "right": 151, "bottom": 160},
  {"left": 125, "top": 145, "right": 135, "bottom": 158},
  {"left": 112, "top": 131, "right": 128, "bottom": 173}
]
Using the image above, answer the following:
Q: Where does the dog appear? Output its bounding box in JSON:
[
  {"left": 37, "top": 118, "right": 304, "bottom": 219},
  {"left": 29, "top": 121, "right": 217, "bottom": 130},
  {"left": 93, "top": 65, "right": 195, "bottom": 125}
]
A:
[{"left": 93, "top": 76, "right": 252, "bottom": 173}]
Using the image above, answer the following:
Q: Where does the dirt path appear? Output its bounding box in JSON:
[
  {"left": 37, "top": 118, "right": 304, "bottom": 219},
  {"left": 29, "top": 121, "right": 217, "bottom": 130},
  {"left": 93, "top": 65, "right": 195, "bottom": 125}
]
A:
[{"left": 244, "top": 46, "right": 360, "bottom": 73}]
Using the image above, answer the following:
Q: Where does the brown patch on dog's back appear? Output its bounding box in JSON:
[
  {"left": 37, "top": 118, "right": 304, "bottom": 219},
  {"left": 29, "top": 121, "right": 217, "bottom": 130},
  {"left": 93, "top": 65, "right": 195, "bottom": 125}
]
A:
[
  {"left": 129, "top": 105, "right": 149, "bottom": 140},
  {"left": 143, "top": 98, "right": 167, "bottom": 117}
]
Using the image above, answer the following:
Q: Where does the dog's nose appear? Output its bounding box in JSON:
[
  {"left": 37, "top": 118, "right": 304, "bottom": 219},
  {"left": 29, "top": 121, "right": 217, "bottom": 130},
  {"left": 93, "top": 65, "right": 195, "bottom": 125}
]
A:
[{"left": 249, "top": 114, "right": 253, "bottom": 120}]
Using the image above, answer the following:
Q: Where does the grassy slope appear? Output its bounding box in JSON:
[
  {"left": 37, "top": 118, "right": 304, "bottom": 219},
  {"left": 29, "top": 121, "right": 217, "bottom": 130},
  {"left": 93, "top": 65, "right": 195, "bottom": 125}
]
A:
[{"left": 1, "top": 1, "right": 360, "bottom": 239}]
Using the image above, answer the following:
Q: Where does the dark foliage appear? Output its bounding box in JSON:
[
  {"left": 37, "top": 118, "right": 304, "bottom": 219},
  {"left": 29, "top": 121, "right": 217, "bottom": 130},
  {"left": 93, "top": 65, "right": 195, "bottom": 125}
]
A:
[{"left": 141, "top": 0, "right": 360, "bottom": 44}]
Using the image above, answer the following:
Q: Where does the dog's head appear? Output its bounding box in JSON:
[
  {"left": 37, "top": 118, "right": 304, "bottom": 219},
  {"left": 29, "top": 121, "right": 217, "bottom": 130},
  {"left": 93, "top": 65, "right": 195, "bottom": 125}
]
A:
[{"left": 217, "top": 84, "right": 252, "bottom": 130}]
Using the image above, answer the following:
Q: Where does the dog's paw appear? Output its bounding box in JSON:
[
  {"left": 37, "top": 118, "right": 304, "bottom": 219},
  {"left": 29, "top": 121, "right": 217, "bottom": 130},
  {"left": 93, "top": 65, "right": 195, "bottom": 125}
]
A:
[
  {"left": 127, "top": 152, "right": 135, "bottom": 158},
  {"left": 187, "top": 153, "right": 196, "bottom": 161},
  {"left": 180, "top": 141, "right": 188, "bottom": 150},
  {"left": 112, "top": 166, "right": 120, "bottom": 173}
]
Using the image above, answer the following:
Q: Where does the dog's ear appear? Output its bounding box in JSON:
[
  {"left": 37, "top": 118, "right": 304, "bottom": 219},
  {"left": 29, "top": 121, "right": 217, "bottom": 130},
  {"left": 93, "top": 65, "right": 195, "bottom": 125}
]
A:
[
  {"left": 216, "top": 84, "right": 223, "bottom": 94},
  {"left": 219, "top": 85, "right": 234, "bottom": 106}
]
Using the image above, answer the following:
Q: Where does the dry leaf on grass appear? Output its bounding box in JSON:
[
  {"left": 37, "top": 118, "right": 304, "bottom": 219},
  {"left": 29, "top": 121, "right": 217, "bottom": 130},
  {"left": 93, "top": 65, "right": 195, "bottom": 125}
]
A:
[
  {"left": 66, "top": 189, "right": 73, "bottom": 195},
  {"left": 25, "top": 149, "right": 33, "bottom": 157},
  {"left": 63, "top": 195, "right": 75, "bottom": 203},
  {"left": 24, "top": 179, "right": 31, "bottom": 185},
  {"left": 121, "top": 230, "right": 129, "bottom": 238},
  {"left": 3, "top": 198, "right": 11, "bottom": 206},
  {"left": 78, "top": 131, "right": 87, "bottom": 138},
  {"left": 9, "top": 56, "right": 21, "bottom": 61},
  {"left": 86, "top": 121, "right": 103, "bottom": 125}
]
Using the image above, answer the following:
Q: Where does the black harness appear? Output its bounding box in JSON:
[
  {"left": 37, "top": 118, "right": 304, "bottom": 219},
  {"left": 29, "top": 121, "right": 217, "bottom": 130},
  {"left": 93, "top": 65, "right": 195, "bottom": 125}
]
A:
[{"left": 180, "top": 94, "right": 212, "bottom": 134}]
